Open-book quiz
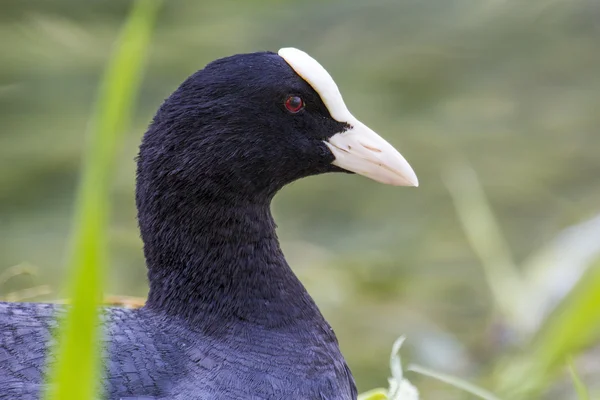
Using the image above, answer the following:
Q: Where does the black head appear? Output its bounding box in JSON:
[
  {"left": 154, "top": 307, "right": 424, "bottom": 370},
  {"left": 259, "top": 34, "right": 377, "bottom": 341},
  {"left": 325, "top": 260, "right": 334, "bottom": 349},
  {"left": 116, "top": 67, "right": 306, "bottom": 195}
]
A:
[
  {"left": 138, "top": 48, "right": 419, "bottom": 207},
  {"left": 138, "top": 51, "right": 355, "bottom": 205}
]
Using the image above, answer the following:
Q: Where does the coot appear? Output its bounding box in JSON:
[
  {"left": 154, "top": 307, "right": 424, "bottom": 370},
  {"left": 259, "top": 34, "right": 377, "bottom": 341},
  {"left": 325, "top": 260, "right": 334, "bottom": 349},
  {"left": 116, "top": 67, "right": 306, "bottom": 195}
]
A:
[{"left": 0, "top": 48, "right": 418, "bottom": 400}]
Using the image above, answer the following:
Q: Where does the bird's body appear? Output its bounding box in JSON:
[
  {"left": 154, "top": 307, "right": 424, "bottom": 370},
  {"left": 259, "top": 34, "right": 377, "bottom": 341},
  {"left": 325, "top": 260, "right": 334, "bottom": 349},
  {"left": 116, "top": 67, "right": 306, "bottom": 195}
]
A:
[
  {"left": 0, "top": 48, "right": 417, "bottom": 399},
  {"left": 1, "top": 303, "right": 353, "bottom": 399}
]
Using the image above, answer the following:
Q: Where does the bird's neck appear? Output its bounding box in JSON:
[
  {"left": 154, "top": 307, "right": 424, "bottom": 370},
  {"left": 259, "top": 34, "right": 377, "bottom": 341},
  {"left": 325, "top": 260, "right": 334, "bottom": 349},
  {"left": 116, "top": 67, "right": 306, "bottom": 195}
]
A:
[{"left": 142, "top": 195, "right": 323, "bottom": 331}]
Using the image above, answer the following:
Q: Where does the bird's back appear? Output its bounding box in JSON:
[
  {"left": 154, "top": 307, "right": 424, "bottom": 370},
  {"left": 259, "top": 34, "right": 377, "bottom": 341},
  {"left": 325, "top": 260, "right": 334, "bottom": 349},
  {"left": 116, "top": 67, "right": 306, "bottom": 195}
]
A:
[
  {"left": 1, "top": 303, "right": 355, "bottom": 399},
  {"left": 1, "top": 302, "right": 61, "bottom": 399},
  {"left": 0, "top": 303, "right": 184, "bottom": 399},
  {"left": 162, "top": 319, "right": 356, "bottom": 400}
]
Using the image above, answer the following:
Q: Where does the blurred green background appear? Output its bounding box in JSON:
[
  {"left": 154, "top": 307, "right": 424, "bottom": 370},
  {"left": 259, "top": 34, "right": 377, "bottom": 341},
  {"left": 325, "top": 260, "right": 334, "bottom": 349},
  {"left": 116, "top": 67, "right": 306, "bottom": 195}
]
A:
[{"left": 1, "top": 0, "right": 600, "bottom": 398}]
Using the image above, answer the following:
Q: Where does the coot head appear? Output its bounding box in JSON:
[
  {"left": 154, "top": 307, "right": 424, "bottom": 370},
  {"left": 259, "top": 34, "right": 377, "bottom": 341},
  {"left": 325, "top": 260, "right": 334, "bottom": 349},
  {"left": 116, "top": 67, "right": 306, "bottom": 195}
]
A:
[{"left": 138, "top": 48, "right": 417, "bottom": 206}]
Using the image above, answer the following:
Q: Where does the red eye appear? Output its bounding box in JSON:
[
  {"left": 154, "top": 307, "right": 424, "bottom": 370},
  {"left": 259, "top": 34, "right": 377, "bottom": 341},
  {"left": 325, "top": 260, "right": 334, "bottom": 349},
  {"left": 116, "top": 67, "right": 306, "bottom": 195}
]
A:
[{"left": 284, "top": 96, "right": 304, "bottom": 113}]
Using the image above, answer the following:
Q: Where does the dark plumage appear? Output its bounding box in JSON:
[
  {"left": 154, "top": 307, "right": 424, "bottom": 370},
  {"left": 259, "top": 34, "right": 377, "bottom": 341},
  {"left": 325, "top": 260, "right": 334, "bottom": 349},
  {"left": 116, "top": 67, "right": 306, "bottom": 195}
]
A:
[{"left": 0, "top": 49, "right": 417, "bottom": 399}]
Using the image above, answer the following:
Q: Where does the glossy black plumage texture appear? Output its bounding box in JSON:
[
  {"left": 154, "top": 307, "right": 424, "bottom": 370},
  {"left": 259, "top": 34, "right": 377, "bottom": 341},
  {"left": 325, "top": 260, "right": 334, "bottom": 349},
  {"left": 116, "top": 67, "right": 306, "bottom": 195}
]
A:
[{"left": 0, "top": 51, "right": 356, "bottom": 399}]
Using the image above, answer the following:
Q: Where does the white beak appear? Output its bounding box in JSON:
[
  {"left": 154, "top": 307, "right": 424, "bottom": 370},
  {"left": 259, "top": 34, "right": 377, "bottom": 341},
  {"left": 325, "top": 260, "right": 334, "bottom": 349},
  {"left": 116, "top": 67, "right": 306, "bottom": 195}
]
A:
[{"left": 325, "top": 120, "right": 419, "bottom": 187}]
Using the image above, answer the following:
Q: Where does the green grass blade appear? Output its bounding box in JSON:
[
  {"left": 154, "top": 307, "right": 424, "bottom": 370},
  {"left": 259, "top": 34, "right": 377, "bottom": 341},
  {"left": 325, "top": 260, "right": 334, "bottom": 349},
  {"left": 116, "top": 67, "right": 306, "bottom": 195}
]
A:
[
  {"left": 519, "top": 214, "right": 600, "bottom": 333},
  {"left": 568, "top": 358, "right": 590, "bottom": 400},
  {"left": 44, "top": 1, "right": 161, "bottom": 399},
  {"left": 408, "top": 364, "right": 502, "bottom": 400},
  {"left": 494, "top": 262, "right": 600, "bottom": 398},
  {"left": 443, "top": 163, "right": 528, "bottom": 332}
]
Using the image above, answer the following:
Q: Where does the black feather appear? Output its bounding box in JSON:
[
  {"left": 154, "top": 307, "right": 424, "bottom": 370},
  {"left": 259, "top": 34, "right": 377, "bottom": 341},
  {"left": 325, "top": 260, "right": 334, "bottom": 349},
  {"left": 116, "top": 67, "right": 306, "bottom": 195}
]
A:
[{"left": 1, "top": 50, "right": 356, "bottom": 400}]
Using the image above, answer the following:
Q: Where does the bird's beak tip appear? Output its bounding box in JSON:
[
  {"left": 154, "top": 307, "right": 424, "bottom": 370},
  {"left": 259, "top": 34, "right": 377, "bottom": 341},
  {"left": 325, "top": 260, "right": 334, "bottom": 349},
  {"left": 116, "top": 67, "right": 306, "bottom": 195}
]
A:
[{"left": 326, "top": 122, "right": 419, "bottom": 189}]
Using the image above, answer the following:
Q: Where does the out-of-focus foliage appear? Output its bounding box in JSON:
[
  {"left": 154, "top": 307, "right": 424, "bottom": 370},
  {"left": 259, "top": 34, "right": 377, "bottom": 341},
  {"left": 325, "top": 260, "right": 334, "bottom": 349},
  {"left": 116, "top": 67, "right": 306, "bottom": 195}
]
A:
[
  {"left": 1, "top": 0, "right": 599, "bottom": 398},
  {"left": 568, "top": 359, "right": 590, "bottom": 400},
  {"left": 43, "top": 1, "right": 160, "bottom": 399},
  {"left": 360, "top": 337, "right": 419, "bottom": 400}
]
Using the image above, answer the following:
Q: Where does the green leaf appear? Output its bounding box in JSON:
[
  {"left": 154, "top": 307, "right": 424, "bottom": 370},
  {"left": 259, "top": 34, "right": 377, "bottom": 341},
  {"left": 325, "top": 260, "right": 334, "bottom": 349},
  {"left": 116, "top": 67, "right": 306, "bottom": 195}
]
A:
[
  {"left": 494, "top": 262, "right": 600, "bottom": 398},
  {"left": 359, "top": 336, "right": 419, "bottom": 400},
  {"left": 443, "top": 162, "right": 528, "bottom": 332},
  {"left": 43, "top": 1, "right": 161, "bottom": 399},
  {"left": 357, "top": 389, "right": 388, "bottom": 400},
  {"left": 408, "top": 364, "right": 502, "bottom": 400},
  {"left": 568, "top": 358, "right": 590, "bottom": 400}
]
